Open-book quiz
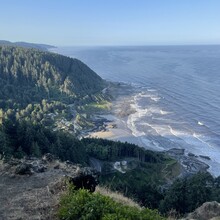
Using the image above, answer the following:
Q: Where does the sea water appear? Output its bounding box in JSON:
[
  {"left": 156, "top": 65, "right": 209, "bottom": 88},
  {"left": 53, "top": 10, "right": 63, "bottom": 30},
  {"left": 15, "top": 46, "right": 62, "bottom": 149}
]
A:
[{"left": 52, "top": 45, "right": 220, "bottom": 176}]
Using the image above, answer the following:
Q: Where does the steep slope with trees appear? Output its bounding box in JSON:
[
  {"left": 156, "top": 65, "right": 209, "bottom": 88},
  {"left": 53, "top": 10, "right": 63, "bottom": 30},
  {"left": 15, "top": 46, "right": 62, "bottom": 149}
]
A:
[
  {"left": 0, "top": 46, "right": 107, "bottom": 128},
  {"left": 0, "top": 46, "right": 105, "bottom": 107}
]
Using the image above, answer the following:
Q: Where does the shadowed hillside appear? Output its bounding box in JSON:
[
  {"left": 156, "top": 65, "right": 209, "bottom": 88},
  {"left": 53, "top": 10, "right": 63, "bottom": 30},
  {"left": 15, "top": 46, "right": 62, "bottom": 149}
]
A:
[
  {"left": 0, "top": 46, "right": 105, "bottom": 108},
  {"left": 0, "top": 46, "right": 108, "bottom": 131}
]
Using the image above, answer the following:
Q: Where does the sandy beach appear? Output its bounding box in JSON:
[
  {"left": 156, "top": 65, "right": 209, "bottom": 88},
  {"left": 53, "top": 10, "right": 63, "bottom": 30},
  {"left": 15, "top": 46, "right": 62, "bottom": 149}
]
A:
[
  {"left": 86, "top": 83, "right": 141, "bottom": 146},
  {"left": 85, "top": 83, "right": 211, "bottom": 176},
  {"left": 88, "top": 116, "right": 140, "bottom": 145}
]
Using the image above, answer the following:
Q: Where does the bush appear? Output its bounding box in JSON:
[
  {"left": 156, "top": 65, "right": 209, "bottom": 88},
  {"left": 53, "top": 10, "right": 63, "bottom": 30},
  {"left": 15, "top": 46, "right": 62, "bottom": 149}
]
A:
[{"left": 58, "top": 185, "right": 164, "bottom": 220}]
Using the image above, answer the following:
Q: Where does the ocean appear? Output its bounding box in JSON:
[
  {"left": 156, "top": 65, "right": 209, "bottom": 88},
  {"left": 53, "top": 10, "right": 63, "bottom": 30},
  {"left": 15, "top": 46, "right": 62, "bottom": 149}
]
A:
[{"left": 52, "top": 45, "right": 220, "bottom": 176}]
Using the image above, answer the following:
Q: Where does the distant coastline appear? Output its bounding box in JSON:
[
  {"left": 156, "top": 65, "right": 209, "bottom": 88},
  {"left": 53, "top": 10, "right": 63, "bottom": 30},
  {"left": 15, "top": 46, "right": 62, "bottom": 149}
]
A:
[{"left": 0, "top": 40, "right": 56, "bottom": 51}]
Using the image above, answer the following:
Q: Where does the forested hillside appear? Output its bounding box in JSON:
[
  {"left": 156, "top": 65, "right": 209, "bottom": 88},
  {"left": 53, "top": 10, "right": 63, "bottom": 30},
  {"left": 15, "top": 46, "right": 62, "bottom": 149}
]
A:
[
  {"left": 0, "top": 46, "right": 107, "bottom": 127},
  {"left": 0, "top": 46, "right": 105, "bottom": 106},
  {"left": 0, "top": 45, "right": 108, "bottom": 162}
]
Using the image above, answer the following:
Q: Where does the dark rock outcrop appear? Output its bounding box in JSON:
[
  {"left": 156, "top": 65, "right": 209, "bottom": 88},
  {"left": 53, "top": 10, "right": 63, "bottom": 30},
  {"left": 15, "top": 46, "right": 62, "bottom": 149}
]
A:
[
  {"left": 15, "top": 160, "right": 47, "bottom": 175},
  {"left": 67, "top": 167, "right": 99, "bottom": 192},
  {"left": 42, "top": 153, "right": 55, "bottom": 163},
  {"left": 199, "top": 155, "right": 211, "bottom": 160},
  {"left": 15, "top": 162, "right": 32, "bottom": 175},
  {"left": 167, "top": 148, "right": 185, "bottom": 156},
  {"left": 166, "top": 148, "right": 209, "bottom": 176}
]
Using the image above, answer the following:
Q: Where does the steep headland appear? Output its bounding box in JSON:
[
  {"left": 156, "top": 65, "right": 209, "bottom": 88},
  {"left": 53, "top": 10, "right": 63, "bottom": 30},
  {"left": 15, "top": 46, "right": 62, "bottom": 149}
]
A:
[
  {"left": 1, "top": 45, "right": 220, "bottom": 219},
  {"left": 0, "top": 45, "right": 105, "bottom": 104},
  {"left": 0, "top": 45, "right": 108, "bottom": 134}
]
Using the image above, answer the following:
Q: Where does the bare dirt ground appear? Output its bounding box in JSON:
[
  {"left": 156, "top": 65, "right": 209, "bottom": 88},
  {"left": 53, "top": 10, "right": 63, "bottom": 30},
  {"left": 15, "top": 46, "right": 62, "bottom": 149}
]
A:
[
  {"left": 0, "top": 157, "right": 98, "bottom": 220},
  {"left": 0, "top": 160, "right": 66, "bottom": 220}
]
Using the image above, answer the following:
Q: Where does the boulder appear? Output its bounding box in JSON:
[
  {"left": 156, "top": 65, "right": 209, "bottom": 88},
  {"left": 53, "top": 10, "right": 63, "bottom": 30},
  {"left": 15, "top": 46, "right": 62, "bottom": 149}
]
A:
[
  {"left": 15, "top": 163, "right": 32, "bottom": 175},
  {"left": 167, "top": 148, "right": 185, "bottom": 156},
  {"left": 199, "top": 155, "right": 211, "bottom": 160},
  {"left": 42, "top": 153, "right": 54, "bottom": 162},
  {"left": 185, "top": 201, "right": 220, "bottom": 220},
  {"left": 31, "top": 162, "right": 47, "bottom": 173},
  {"left": 53, "top": 164, "right": 60, "bottom": 169},
  {"left": 15, "top": 161, "right": 47, "bottom": 175},
  {"left": 188, "top": 152, "right": 196, "bottom": 157}
]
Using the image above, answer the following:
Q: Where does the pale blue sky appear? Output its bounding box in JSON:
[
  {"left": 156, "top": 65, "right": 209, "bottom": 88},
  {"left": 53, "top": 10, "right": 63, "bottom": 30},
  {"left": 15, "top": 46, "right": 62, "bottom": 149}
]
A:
[{"left": 1, "top": 0, "right": 220, "bottom": 46}]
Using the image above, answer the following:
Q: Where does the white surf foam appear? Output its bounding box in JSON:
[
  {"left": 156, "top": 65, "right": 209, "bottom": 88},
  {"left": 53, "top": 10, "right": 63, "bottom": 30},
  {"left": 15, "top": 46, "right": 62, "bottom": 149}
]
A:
[
  {"left": 126, "top": 89, "right": 220, "bottom": 176},
  {"left": 127, "top": 113, "right": 145, "bottom": 137},
  {"left": 160, "top": 110, "right": 170, "bottom": 115},
  {"left": 198, "top": 121, "right": 204, "bottom": 126},
  {"left": 147, "top": 89, "right": 157, "bottom": 92},
  {"left": 134, "top": 90, "right": 161, "bottom": 103},
  {"left": 150, "top": 96, "right": 161, "bottom": 102}
]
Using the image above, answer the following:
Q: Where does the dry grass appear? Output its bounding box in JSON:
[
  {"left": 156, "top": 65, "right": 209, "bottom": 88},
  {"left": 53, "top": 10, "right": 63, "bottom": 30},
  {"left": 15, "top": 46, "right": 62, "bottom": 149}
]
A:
[
  {"left": 95, "top": 186, "right": 141, "bottom": 209},
  {"left": 0, "top": 159, "right": 77, "bottom": 220}
]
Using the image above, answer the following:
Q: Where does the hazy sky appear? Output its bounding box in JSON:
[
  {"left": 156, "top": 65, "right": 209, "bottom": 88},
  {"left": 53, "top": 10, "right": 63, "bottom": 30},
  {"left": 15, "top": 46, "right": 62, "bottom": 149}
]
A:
[{"left": 1, "top": 0, "right": 220, "bottom": 46}]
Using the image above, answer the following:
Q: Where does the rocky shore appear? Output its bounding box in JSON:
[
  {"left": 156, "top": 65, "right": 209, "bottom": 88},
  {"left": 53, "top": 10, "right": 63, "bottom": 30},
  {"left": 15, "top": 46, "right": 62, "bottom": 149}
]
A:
[
  {"left": 166, "top": 148, "right": 209, "bottom": 177},
  {"left": 85, "top": 83, "right": 210, "bottom": 177}
]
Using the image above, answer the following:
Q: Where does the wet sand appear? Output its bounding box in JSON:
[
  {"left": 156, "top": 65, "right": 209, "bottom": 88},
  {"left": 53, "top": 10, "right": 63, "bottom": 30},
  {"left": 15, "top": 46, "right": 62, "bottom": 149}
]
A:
[
  {"left": 88, "top": 116, "right": 138, "bottom": 144},
  {"left": 86, "top": 83, "right": 210, "bottom": 176},
  {"left": 86, "top": 83, "right": 140, "bottom": 145}
]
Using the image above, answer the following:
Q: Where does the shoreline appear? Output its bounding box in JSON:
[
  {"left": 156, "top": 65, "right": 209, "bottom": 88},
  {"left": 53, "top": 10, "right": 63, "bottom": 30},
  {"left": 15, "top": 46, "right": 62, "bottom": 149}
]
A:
[
  {"left": 84, "top": 83, "right": 212, "bottom": 177},
  {"left": 85, "top": 83, "right": 139, "bottom": 143}
]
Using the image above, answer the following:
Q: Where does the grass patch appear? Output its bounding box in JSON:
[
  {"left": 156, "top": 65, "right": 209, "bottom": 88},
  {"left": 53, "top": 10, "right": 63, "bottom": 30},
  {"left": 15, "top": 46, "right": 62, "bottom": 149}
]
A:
[
  {"left": 83, "top": 101, "right": 111, "bottom": 114},
  {"left": 58, "top": 185, "right": 165, "bottom": 220},
  {"left": 162, "top": 158, "right": 181, "bottom": 180},
  {"left": 95, "top": 186, "right": 141, "bottom": 209}
]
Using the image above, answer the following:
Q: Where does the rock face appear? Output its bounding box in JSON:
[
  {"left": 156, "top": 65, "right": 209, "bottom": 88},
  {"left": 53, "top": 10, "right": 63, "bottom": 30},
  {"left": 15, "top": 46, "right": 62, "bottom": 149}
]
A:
[
  {"left": 0, "top": 155, "right": 99, "bottom": 220},
  {"left": 184, "top": 201, "right": 220, "bottom": 220},
  {"left": 15, "top": 161, "right": 47, "bottom": 175}
]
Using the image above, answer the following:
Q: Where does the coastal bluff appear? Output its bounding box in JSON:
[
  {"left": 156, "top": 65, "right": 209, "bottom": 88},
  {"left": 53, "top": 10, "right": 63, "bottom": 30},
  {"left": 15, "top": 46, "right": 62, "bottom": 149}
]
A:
[{"left": 0, "top": 154, "right": 99, "bottom": 220}]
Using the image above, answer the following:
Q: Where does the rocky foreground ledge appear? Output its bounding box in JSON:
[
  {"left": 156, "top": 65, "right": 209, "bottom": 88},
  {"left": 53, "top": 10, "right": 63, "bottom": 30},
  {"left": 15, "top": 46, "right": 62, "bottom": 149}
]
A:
[{"left": 0, "top": 154, "right": 99, "bottom": 220}]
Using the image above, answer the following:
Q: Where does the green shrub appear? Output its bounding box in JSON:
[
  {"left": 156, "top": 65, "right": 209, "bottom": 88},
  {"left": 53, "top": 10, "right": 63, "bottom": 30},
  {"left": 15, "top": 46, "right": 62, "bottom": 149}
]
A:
[{"left": 58, "top": 185, "right": 165, "bottom": 220}]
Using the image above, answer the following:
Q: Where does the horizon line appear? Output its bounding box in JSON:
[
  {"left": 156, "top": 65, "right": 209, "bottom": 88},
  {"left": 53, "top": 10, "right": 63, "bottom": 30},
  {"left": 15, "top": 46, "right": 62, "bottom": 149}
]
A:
[{"left": 54, "top": 43, "right": 220, "bottom": 48}]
